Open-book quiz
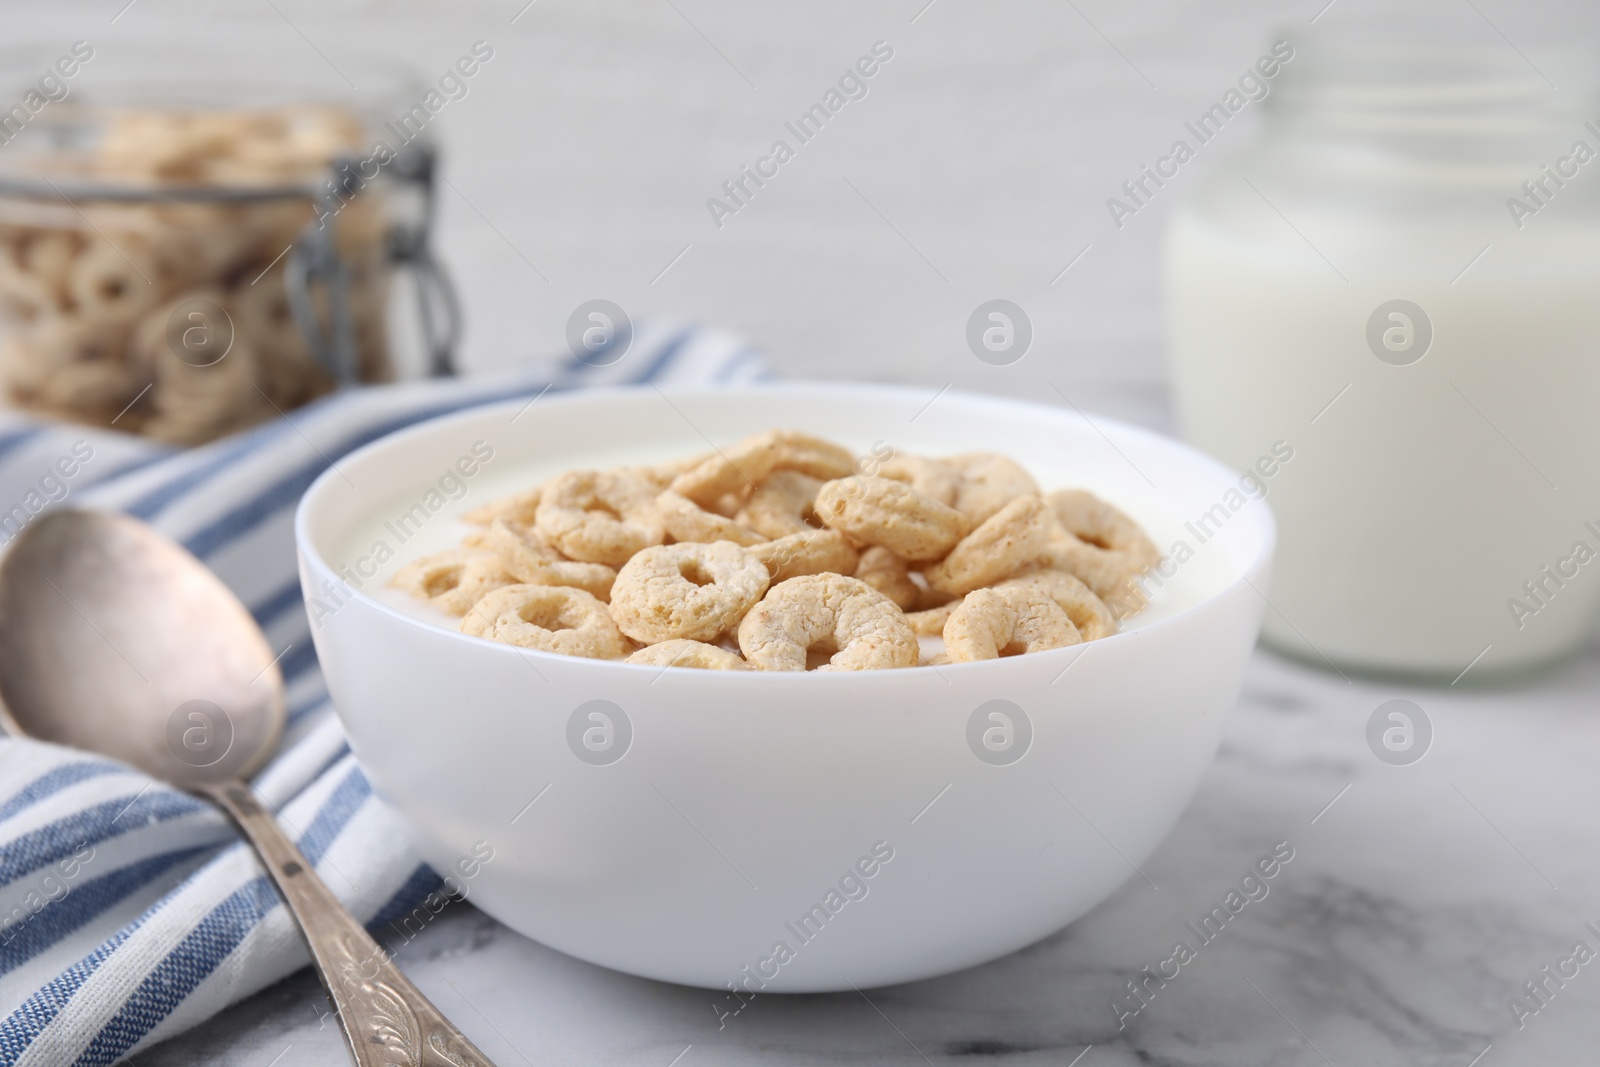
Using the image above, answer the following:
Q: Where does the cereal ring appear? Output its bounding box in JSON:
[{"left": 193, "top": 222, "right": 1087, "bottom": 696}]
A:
[
  {"left": 22, "top": 230, "right": 81, "bottom": 305},
  {"left": 925, "top": 495, "right": 1055, "bottom": 596},
  {"left": 654, "top": 490, "right": 766, "bottom": 546},
  {"left": 946, "top": 453, "right": 1039, "bottom": 526},
  {"left": 391, "top": 548, "right": 516, "bottom": 616},
  {"left": 0, "top": 337, "right": 42, "bottom": 397},
  {"left": 68, "top": 234, "right": 160, "bottom": 324},
  {"left": 0, "top": 254, "right": 58, "bottom": 324},
  {"left": 127, "top": 289, "right": 237, "bottom": 373},
  {"left": 38, "top": 360, "right": 139, "bottom": 417},
  {"left": 738, "top": 573, "right": 919, "bottom": 671},
  {"left": 905, "top": 599, "right": 961, "bottom": 636},
  {"left": 669, "top": 436, "right": 780, "bottom": 506},
  {"left": 1038, "top": 523, "right": 1146, "bottom": 612},
  {"left": 648, "top": 457, "right": 741, "bottom": 517},
  {"left": 462, "top": 486, "right": 543, "bottom": 527},
  {"left": 609, "top": 541, "right": 770, "bottom": 644},
  {"left": 645, "top": 452, "right": 715, "bottom": 486},
  {"left": 814, "top": 477, "right": 967, "bottom": 563},
  {"left": 128, "top": 303, "right": 267, "bottom": 444},
  {"left": 853, "top": 546, "right": 920, "bottom": 610},
  {"left": 735, "top": 470, "right": 823, "bottom": 539},
  {"left": 943, "top": 585, "right": 1081, "bottom": 662},
  {"left": 750, "top": 528, "right": 860, "bottom": 582},
  {"left": 153, "top": 357, "right": 266, "bottom": 441},
  {"left": 671, "top": 430, "right": 856, "bottom": 508},
  {"left": 23, "top": 318, "right": 131, "bottom": 412},
  {"left": 706, "top": 492, "right": 749, "bottom": 519},
  {"left": 478, "top": 518, "right": 616, "bottom": 601},
  {"left": 768, "top": 431, "right": 860, "bottom": 481},
  {"left": 876, "top": 454, "right": 960, "bottom": 507},
  {"left": 536, "top": 468, "right": 665, "bottom": 566},
  {"left": 228, "top": 274, "right": 329, "bottom": 407},
  {"left": 627, "top": 639, "right": 750, "bottom": 670},
  {"left": 150, "top": 204, "right": 259, "bottom": 286},
  {"left": 996, "top": 570, "right": 1117, "bottom": 640},
  {"left": 31, "top": 313, "right": 125, "bottom": 368},
  {"left": 461, "top": 584, "right": 631, "bottom": 659},
  {"left": 1045, "top": 488, "right": 1160, "bottom": 570}
]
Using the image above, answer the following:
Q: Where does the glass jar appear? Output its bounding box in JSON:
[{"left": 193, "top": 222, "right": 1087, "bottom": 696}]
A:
[
  {"left": 1166, "top": 41, "right": 1600, "bottom": 679},
  {"left": 0, "top": 46, "right": 456, "bottom": 445}
]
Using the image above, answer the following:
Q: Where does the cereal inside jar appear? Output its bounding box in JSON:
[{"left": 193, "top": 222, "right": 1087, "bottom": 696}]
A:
[{"left": 0, "top": 65, "right": 449, "bottom": 446}]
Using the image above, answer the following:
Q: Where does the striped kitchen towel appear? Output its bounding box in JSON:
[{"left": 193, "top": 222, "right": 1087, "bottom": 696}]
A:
[{"left": 0, "top": 318, "right": 771, "bottom": 1067}]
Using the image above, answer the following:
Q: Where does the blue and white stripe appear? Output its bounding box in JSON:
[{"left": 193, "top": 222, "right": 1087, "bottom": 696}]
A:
[{"left": 0, "top": 318, "right": 769, "bottom": 1066}]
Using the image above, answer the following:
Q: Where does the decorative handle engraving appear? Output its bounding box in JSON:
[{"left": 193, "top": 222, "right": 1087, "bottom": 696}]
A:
[{"left": 200, "top": 782, "right": 495, "bottom": 1067}]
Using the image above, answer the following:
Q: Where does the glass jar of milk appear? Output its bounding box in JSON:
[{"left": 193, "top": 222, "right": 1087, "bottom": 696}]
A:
[{"left": 1167, "top": 42, "right": 1600, "bottom": 680}]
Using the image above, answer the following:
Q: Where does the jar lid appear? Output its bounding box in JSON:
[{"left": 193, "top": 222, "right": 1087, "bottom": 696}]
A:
[{"left": 1266, "top": 37, "right": 1600, "bottom": 139}]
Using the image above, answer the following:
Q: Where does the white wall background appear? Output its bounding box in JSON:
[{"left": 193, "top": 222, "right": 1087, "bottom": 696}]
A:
[{"left": 5, "top": 0, "right": 1597, "bottom": 428}]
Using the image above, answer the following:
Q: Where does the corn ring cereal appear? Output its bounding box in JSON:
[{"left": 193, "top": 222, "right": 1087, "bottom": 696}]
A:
[
  {"left": 627, "top": 639, "right": 751, "bottom": 670},
  {"left": 609, "top": 541, "right": 770, "bottom": 644},
  {"left": 479, "top": 518, "right": 616, "bottom": 601},
  {"left": 943, "top": 584, "right": 1081, "bottom": 662},
  {"left": 460, "top": 584, "right": 632, "bottom": 659},
  {"left": 876, "top": 454, "right": 960, "bottom": 507},
  {"left": 905, "top": 599, "right": 961, "bottom": 636},
  {"left": 392, "top": 429, "right": 1159, "bottom": 667},
  {"left": 1039, "top": 524, "right": 1145, "bottom": 613},
  {"left": 654, "top": 490, "right": 766, "bottom": 546},
  {"left": 1046, "top": 488, "right": 1160, "bottom": 570},
  {"left": 946, "top": 452, "right": 1039, "bottom": 526},
  {"left": 738, "top": 573, "right": 918, "bottom": 671},
  {"left": 925, "top": 495, "right": 1055, "bottom": 597},
  {"left": 814, "top": 476, "right": 967, "bottom": 563},
  {"left": 853, "top": 546, "right": 920, "bottom": 610},
  {"left": 735, "top": 470, "right": 824, "bottom": 540},
  {"left": 750, "top": 528, "right": 860, "bottom": 583},
  {"left": 67, "top": 236, "right": 160, "bottom": 324},
  {"left": 391, "top": 548, "right": 516, "bottom": 617},
  {"left": 462, "top": 486, "right": 543, "bottom": 528},
  {"left": 996, "top": 570, "right": 1117, "bottom": 641},
  {"left": 670, "top": 429, "right": 856, "bottom": 508},
  {"left": 536, "top": 468, "right": 665, "bottom": 566}
]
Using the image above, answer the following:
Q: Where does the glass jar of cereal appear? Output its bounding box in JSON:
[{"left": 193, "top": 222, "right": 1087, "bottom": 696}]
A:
[{"left": 0, "top": 45, "right": 458, "bottom": 445}]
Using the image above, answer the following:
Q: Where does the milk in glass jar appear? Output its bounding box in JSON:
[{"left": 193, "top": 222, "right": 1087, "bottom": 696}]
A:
[{"left": 1167, "top": 41, "right": 1600, "bottom": 679}]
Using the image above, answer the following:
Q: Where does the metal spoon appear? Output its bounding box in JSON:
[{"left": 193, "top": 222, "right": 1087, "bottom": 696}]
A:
[{"left": 0, "top": 509, "right": 494, "bottom": 1067}]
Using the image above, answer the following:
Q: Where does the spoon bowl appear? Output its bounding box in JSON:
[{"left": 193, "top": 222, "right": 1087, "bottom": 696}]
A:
[{"left": 0, "top": 509, "right": 282, "bottom": 783}]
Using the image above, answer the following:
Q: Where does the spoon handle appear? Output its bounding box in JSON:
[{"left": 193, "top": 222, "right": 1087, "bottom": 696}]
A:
[{"left": 199, "top": 781, "right": 497, "bottom": 1067}]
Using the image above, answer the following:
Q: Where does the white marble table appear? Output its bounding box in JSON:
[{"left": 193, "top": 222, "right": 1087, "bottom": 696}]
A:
[{"left": 136, "top": 635, "right": 1600, "bottom": 1066}]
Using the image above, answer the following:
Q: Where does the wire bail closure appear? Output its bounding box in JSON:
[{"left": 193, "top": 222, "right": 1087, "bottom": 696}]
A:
[{"left": 286, "top": 142, "right": 460, "bottom": 383}]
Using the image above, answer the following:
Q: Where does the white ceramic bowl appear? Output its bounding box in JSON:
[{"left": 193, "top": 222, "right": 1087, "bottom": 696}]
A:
[{"left": 296, "top": 384, "right": 1273, "bottom": 992}]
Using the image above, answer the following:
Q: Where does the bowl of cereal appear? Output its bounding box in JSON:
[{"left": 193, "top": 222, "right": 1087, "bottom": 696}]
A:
[{"left": 296, "top": 383, "right": 1274, "bottom": 991}]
